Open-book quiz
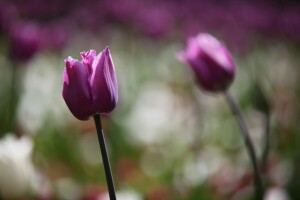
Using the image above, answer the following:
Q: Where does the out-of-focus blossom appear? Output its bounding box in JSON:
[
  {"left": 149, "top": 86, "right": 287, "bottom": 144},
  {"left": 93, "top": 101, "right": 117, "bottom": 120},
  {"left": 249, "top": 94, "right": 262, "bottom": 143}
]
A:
[
  {"left": 9, "top": 21, "right": 43, "bottom": 62},
  {"left": 135, "top": 6, "right": 174, "bottom": 38},
  {"left": 41, "top": 20, "right": 71, "bottom": 51},
  {"left": 17, "top": 55, "right": 68, "bottom": 133},
  {"left": 100, "top": 189, "right": 142, "bottom": 200},
  {"left": 264, "top": 187, "right": 290, "bottom": 200},
  {"left": 104, "top": 0, "right": 139, "bottom": 24},
  {"left": 0, "top": 2, "right": 17, "bottom": 33},
  {"left": 125, "top": 83, "right": 198, "bottom": 146},
  {"left": 0, "top": 134, "right": 35, "bottom": 199},
  {"left": 72, "top": 1, "right": 107, "bottom": 34},
  {"left": 182, "top": 147, "right": 228, "bottom": 187},
  {"left": 62, "top": 47, "right": 118, "bottom": 120},
  {"left": 179, "top": 33, "right": 235, "bottom": 92},
  {"left": 15, "top": 0, "right": 69, "bottom": 20}
]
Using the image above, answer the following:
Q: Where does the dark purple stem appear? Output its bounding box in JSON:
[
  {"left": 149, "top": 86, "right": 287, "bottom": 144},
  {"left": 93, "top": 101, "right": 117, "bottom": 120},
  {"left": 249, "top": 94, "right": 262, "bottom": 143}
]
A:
[{"left": 93, "top": 114, "right": 116, "bottom": 200}]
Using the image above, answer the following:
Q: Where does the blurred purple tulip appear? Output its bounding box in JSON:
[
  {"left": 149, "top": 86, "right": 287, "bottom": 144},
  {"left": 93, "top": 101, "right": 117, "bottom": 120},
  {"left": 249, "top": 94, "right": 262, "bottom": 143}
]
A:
[
  {"left": 135, "top": 6, "right": 174, "bottom": 38},
  {"left": 41, "top": 20, "right": 71, "bottom": 51},
  {"left": 180, "top": 33, "right": 235, "bottom": 92},
  {"left": 9, "top": 22, "right": 42, "bottom": 62},
  {"left": 62, "top": 47, "right": 118, "bottom": 120},
  {"left": 0, "top": 2, "right": 17, "bottom": 33}
]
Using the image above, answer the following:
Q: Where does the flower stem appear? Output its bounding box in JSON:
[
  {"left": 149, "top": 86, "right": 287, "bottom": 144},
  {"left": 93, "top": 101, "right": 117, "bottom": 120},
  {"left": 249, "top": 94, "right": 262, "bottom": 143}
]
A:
[
  {"left": 93, "top": 114, "right": 116, "bottom": 200},
  {"left": 224, "top": 91, "right": 264, "bottom": 200}
]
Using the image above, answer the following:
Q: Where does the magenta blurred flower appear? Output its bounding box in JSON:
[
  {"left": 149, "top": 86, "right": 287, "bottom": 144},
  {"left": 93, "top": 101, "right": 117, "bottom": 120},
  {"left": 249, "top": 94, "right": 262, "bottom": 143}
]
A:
[
  {"left": 179, "top": 33, "right": 235, "bottom": 92},
  {"left": 0, "top": 2, "right": 17, "bottom": 33},
  {"left": 41, "top": 20, "right": 71, "bottom": 51},
  {"left": 135, "top": 6, "right": 174, "bottom": 38},
  {"left": 62, "top": 47, "right": 118, "bottom": 120},
  {"left": 9, "top": 22, "right": 42, "bottom": 62}
]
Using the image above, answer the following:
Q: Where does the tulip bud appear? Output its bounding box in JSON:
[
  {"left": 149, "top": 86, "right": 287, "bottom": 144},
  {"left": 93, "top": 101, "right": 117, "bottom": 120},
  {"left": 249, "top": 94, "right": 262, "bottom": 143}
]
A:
[
  {"left": 179, "top": 33, "right": 235, "bottom": 92},
  {"left": 62, "top": 47, "right": 118, "bottom": 120}
]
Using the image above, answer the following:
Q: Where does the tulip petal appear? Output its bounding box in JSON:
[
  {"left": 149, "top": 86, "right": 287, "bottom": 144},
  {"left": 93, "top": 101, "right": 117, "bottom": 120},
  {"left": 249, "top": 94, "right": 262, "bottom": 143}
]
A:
[
  {"left": 90, "top": 47, "right": 118, "bottom": 114},
  {"left": 196, "top": 33, "right": 235, "bottom": 73},
  {"left": 80, "top": 49, "right": 96, "bottom": 74},
  {"left": 62, "top": 57, "right": 96, "bottom": 120},
  {"left": 180, "top": 33, "right": 235, "bottom": 92}
]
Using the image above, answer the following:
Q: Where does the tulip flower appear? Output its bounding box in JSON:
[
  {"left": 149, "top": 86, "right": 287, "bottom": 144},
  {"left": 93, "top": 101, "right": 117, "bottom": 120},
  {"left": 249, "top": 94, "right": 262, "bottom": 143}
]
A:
[
  {"left": 63, "top": 47, "right": 118, "bottom": 200},
  {"left": 9, "top": 22, "right": 42, "bottom": 62},
  {"left": 62, "top": 47, "right": 118, "bottom": 120},
  {"left": 179, "top": 33, "right": 235, "bottom": 92},
  {"left": 180, "top": 33, "right": 264, "bottom": 200}
]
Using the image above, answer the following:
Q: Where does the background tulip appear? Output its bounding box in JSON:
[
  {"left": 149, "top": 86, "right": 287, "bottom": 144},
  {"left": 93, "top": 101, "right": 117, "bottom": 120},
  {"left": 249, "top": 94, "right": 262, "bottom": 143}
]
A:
[
  {"left": 62, "top": 47, "right": 118, "bottom": 120},
  {"left": 180, "top": 33, "right": 235, "bottom": 92},
  {"left": 0, "top": 134, "right": 35, "bottom": 199}
]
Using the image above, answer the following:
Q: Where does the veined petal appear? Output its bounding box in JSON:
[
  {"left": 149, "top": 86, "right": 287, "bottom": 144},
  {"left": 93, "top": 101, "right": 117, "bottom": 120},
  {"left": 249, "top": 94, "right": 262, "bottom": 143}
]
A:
[
  {"left": 62, "top": 57, "right": 96, "bottom": 120},
  {"left": 90, "top": 47, "right": 118, "bottom": 114}
]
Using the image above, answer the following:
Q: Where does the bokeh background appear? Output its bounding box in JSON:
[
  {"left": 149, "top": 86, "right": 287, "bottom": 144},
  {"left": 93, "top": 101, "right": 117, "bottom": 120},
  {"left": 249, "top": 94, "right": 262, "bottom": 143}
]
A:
[{"left": 0, "top": 0, "right": 300, "bottom": 199}]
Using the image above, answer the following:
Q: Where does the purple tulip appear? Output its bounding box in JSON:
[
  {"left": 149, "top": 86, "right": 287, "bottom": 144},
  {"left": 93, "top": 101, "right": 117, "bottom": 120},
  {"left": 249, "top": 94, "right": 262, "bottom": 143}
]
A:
[
  {"left": 62, "top": 47, "right": 118, "bottom": 120},
  {"left": 9, "top": 21, "right": 42, "bottom": 62},
  {"left": 179, "top": 33, "right": 235, "bottom": 92}
]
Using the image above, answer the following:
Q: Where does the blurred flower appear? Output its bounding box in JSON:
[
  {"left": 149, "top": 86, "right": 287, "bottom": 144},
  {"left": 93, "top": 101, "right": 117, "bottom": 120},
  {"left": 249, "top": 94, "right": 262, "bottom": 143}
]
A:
[
  {"left": 135, "top": 6, "right": 174, "bottom": 38},
  {"left": 62, "top": 47, "right": 118, "bottom": 120},
  {"left": 181, "top": 147, "right": 228, "bottom": 187},
  {"left": 41, "top": 20, "right": 71, "bottom": 51},
  {"left": 17, "top": 54, "right": 68, "bottom": 133},
  {"left": 264, "top": 187, "right": 290, "bottom": 200},
  {"left": 0, "top": 2, "right": 17, "bottom": 33},
  {"left": 125, "top": 83, "right": 197, "bottom": 147},
  {"left": 100, "top": 189, "right": 142, "bottom": 200},
  {"left": 104, "top": 0, "right": 139, "bottom": 24},
  {"left": 0, "top": 134, "right": 35, "bottom": 199},
  {"left": 179, "top": 33, "right": 235, "bottom": 92},
  {"left": 9, "top": 21, "right": 43, "bottom": 62}
]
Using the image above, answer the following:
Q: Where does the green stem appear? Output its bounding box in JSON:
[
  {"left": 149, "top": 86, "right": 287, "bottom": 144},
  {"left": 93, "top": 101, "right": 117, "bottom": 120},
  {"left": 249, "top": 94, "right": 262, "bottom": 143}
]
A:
[{"left": 224, "top": 91, "right": 264, "bottom": 200}]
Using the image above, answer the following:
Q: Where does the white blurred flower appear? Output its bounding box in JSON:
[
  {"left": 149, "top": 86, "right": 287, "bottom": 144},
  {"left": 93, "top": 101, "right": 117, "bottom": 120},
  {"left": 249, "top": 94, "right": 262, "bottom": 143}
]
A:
[
  {"left": 125, "top": 82, "right": 198, "bottom": 147},
  {"left": 183, "top": 146, "right": 227, "bottom": 187},
  {"left": 17, "top": 54, "right": 70, "bottom": 133},
  {"left": 264, "top": 187, "right": 290, "bottom": 200},
  {"left": 99, "top": 189, "right": 142, "bottom": 200},
  {"left": 173, "top": 146, "right": 229, "bottom": 194},
  {"left": 0, "top": 134, "right": 35, "bottom": 199}
]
